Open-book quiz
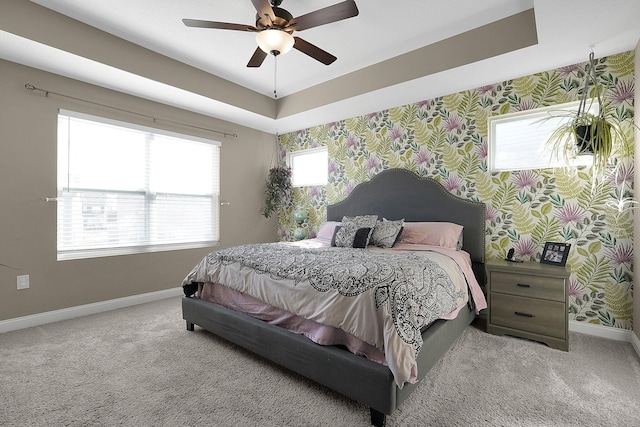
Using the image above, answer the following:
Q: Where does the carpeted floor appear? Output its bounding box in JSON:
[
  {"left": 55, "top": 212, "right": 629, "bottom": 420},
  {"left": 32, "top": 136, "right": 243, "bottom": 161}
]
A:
[{"left": 1, "top": 296, "right": 639, "bottom": 426}]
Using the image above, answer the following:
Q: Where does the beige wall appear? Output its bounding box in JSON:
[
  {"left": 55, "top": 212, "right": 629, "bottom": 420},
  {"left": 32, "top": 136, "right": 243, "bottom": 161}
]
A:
[
  {"left": 1, "top": 0, "right": 274, "bottom": 119},
  {"left": 277, "top": 9, "right": 537, "bottom": 118},
  {"left": 634, "top": 39, "right": 640, "bottom": 342},
  {"left": 0, "top": 59, "right": 277, "bottom": 321}
]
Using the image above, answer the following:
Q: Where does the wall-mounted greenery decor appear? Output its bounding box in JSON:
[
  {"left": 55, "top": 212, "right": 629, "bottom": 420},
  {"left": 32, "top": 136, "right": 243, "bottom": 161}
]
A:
[{"left": 278, "top": 50, "right": 635, "bottom": 330}]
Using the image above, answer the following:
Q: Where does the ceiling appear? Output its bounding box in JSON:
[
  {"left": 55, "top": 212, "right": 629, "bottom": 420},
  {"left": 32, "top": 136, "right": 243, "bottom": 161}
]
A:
[{"left": 2, "top": 0, "right": 640, "bottom": 134}]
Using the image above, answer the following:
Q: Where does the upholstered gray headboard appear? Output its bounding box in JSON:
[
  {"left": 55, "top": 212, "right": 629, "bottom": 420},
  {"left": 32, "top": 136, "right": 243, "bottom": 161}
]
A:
[{"left": 326, "top": 169, "right": 486, "bottom": 267}]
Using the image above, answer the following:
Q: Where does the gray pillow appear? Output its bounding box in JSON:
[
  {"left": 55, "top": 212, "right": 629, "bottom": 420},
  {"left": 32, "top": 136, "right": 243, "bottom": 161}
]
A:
[{"left": 371, "top": 219, "right": 404, "bottom": 248}]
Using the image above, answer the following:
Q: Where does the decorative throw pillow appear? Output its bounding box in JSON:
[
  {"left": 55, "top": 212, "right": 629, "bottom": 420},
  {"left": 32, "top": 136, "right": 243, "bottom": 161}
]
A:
[
  {"left": 331, "top": 225, "right": 372, "bottom": 248},
  {"left": 330, "top": 225, "right": 344, "bottom": 247},
  {"left": 397, "top": 222, "right": 464, "bottom": 250},
  {"left": 341, "top": 215, "right": 378, "bottom": 246},
  {"left": 370, "top": 218, "right": 404, "bottom": 248},
  {"left": 352, "top": 227, "right": 373, "bottom": 248}
]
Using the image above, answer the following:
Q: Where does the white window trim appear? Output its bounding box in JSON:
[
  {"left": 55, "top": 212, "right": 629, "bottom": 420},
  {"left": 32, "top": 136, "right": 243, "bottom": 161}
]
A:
[{"left": 57, "top": 241, "right": 216, "bottom": 261}]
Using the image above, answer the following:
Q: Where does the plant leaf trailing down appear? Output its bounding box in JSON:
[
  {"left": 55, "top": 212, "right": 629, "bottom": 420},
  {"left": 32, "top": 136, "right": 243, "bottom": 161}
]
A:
[
  {"left": 540, "top": 51, "right": 636, "bottom": 199},
  {"left": 263, "top": 166, "right": 292, "bottom": 218}
]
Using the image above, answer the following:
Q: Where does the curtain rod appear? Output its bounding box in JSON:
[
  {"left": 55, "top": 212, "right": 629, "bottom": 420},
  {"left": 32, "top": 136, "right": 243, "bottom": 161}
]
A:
[{"left": 24, "top": 83, "right": 238, "bottom": 138}]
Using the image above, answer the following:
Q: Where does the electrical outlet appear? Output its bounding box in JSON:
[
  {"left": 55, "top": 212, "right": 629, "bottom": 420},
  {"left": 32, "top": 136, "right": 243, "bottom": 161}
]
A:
[{"left": 17, "top": 275, "right": 29, "bottom": 290}]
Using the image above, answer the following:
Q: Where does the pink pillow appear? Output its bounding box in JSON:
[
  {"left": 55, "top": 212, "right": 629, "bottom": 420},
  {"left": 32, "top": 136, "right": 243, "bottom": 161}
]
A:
[
  {"left": 316, "top": 221, "right": 341, "bottom": 241},
  {"left": 397, "top": 222, "right": 463, "bottom": 249}
]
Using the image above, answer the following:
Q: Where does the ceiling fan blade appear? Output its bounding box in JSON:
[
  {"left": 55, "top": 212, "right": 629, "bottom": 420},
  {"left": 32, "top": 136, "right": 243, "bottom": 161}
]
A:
[
  {"left": 251, "top": 0, "right": 276, "bottom": 22},
  {"left": 288, "top": 0, "right": 359, "bottom": 31},
  {"left": 183, "top": 19, "right": 257, "bottom": 32},
  {"left": 293, "top": 37, "right": 337, "bottom": 65},
  {"left": 247, "top": 47, "right": 268, "bottom": 67}
]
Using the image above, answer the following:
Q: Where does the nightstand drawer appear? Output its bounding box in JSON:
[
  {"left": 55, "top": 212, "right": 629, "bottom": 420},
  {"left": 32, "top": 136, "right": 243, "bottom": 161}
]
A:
[
  {"left": 490, "top": 271, "right": 565, "bottom": 302},
  {"left": 490, "top": 293, "right": 566, "bottom": 339}
]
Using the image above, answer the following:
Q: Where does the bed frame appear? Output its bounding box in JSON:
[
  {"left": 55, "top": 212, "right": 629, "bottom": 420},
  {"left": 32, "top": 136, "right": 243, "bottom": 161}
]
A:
[{"left": 182, "top": 168, "right": 486, "bottom": 426}]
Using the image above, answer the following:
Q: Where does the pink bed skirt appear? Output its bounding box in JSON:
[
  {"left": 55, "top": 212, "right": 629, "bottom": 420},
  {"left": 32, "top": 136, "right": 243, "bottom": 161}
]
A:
[{"left": 199, "top": 282, "right": 388, "bottom": 366}]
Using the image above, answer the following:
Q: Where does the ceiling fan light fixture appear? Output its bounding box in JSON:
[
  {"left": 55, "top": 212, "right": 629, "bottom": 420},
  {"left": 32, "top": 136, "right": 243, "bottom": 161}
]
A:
[{"left": 256, "top": 29, "right": 294, "bottom": 56}]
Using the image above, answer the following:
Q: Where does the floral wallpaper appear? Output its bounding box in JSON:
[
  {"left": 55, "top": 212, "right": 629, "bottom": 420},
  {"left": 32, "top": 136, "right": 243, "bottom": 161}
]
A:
[{"left": 278, "top": 50, "right": 635, "bottom": 330}]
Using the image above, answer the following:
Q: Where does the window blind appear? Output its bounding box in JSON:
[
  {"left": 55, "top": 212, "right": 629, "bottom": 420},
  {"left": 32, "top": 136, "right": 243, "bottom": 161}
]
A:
[{"left": 57, "top": 110, "right": 220, "bottom": 260}]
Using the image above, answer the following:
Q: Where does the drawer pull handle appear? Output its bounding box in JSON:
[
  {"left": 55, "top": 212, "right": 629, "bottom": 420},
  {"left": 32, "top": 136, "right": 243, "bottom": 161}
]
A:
[
  {"left": 517, "top": 283, "right": 531, "bottom": 288},
  {"left": 515, "top": 311, "right": 535, "bottom": 318}
]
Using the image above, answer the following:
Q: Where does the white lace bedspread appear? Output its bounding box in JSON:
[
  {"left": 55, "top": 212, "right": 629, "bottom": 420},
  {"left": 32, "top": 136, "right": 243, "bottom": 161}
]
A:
[{"left": 182, "top": 240, "right": 480, "bottom": 387}]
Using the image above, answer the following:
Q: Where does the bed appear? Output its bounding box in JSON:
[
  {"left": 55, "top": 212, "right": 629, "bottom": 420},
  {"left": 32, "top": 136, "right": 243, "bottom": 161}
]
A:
[{"left": 181, "top": 168, "right": 486, "bottom": 426}]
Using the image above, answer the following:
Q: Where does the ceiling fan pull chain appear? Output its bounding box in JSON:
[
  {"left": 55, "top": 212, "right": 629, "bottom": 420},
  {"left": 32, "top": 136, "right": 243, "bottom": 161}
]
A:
[{"left": 274, "top": 54, "right": 278, "bottom": 99}]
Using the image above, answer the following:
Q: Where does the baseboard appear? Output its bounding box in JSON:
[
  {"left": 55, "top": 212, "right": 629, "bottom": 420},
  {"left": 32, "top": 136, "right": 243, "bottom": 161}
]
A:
[
  {"left": 0, "top": 287, "right": 183, "bottom": 334},
  {"left": 632, "top": 331, "right": 640, "bottom": 358},
  {"left": 569, "top": 320, "right": 633, "bottom": 342},
  {"left": 569, "top": 321, "right": 640, "bottom": 358},
  {"left": 3, "top": 294, "right": 640, "bottom": 360}
]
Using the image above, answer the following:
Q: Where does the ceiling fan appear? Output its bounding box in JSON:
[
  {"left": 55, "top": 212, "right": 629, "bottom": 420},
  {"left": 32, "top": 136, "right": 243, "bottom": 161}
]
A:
[{"left": 183, "top": 0, "right": 359, "bottom": 67}]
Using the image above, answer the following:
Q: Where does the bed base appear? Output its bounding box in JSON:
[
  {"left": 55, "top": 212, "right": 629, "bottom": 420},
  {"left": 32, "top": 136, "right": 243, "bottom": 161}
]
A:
[
  {"left": 182, "top": 169, "right": 485, "bottom": 425},
  {"left": 183, "top": 295, "right": 476, "bottom": 426}
]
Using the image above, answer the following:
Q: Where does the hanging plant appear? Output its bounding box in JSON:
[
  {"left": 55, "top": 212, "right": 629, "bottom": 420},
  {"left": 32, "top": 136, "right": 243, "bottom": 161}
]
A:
[
  {"left": 262, "top": 165, "right": 292, "bottom": 218},
  {"left": 542, "top": 52, "right": 631, "bottom": 181},
  {"left": 544, "top": 110, "right": 624, "bottom": 178}
]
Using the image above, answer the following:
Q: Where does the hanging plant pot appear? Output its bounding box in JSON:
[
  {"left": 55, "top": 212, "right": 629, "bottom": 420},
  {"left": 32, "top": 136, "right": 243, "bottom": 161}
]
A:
[
  {"left": 574, "top": 124, "right": 594, "bottom": 154},
  {"left": 574, "top": 120, "right": 612, "bottom": 156}
]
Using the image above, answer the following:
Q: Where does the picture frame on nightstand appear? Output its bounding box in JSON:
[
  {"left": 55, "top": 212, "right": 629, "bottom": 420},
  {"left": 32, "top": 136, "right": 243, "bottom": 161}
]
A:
[{"left": 540, "top": 242, "right": 571, "bottom": 266}]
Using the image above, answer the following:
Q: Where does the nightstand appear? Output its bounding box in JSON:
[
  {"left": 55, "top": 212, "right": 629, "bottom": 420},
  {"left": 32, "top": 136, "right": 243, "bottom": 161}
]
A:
[{"left": 486, "top": 260, "right": 570, "bottom": 351}]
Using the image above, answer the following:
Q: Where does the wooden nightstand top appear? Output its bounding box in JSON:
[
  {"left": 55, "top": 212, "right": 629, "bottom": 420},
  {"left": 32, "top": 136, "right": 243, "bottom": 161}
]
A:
[{"left": 486, "top": 259, "right": 571, "bottom": 277}]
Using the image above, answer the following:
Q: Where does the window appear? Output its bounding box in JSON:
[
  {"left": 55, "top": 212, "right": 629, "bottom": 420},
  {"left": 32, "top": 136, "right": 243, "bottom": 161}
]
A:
[
  {"left": 489, "top": 100, "right": 595, "bottom": 171},
  {"left": 57, "top": 110, "right": 220, "bottom": 260},
  {"left": 288, "top": 147, "right": 328, "bottom": 186}
]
